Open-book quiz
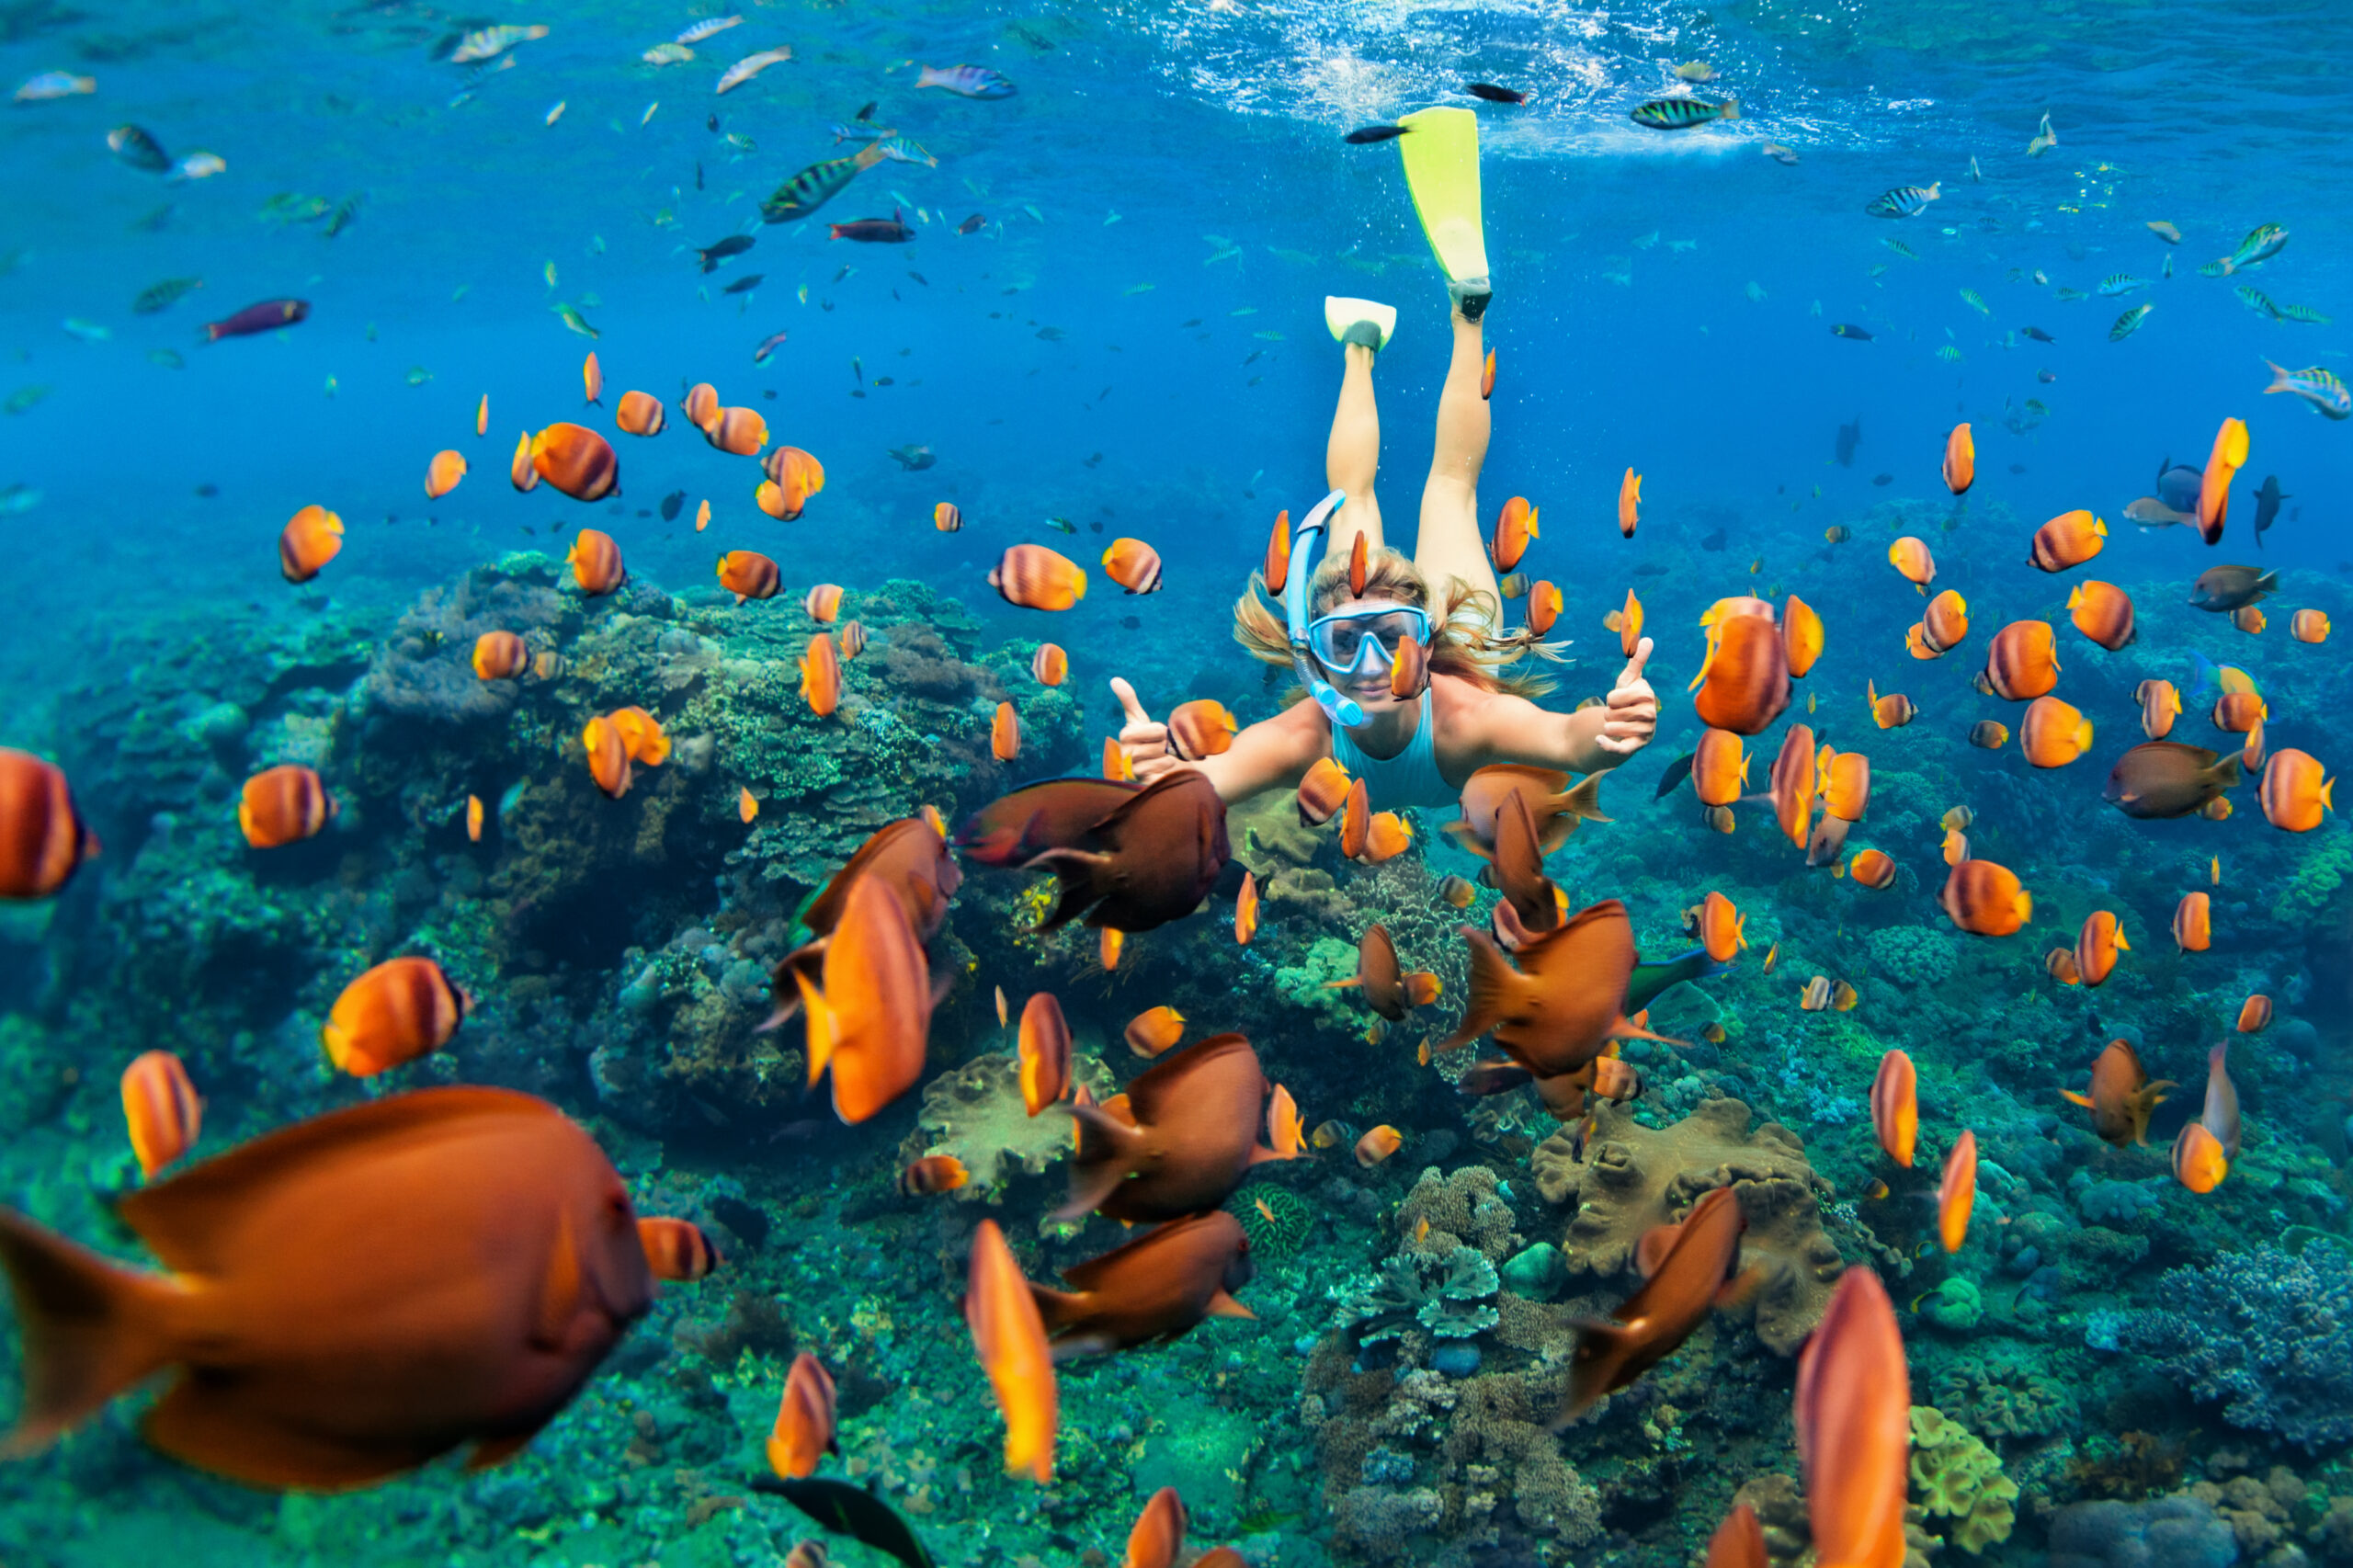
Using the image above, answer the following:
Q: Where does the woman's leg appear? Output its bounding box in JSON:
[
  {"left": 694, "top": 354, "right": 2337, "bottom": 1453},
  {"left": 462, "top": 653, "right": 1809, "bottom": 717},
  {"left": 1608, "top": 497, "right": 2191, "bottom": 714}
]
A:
[
  {"left": 1414, "top": 307, "right": 1497, "bottom": 604},
  {"left": 1324, "top": 341, "right": 1384, "bottom": 561}
]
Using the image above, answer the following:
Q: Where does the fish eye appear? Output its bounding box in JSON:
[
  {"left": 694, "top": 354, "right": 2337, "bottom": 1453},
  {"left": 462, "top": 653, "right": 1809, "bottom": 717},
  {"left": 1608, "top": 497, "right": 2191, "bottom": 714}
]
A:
[{"left": 604, "top": 1188, "right": 633, "bottom": 1229}]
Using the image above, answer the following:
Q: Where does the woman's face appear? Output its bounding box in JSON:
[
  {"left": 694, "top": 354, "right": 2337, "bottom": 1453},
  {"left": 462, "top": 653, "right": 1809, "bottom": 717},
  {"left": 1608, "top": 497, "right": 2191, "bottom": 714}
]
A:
[{"left": 1314, "top": 595, "right": 1419, "bottom": 711}]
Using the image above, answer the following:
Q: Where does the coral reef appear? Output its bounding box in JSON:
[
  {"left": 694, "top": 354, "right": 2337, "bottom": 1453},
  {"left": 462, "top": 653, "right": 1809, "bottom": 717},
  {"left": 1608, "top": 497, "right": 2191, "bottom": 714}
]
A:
[
  {"left": 1335, "top": 1246, "right": 1501, "bottom": 1344},
  {"left": 899, "top": 1051, "right": 1116, "bottom": 1196},
  {"left": 2124, "top": 1241, "right": 2353, "bottom": 1449},
  {"left": 1225, "top": 1184, "right": 1314, "bottom": 1261},
  {"left": 1935, "top": 1353, "right": 2075, "bottom": 1439},
  {"left": 2047, "top": 1495, "right": 2239, "bottom": 1568},
  {"left": 1530, "top": 1096, "right": 1844, "bottom": 1354},
  {"left": 1392, "top": 1164, "right": 1520, "bottom": 1262},
  {"left": 1910, "top": 1405, "right": 2018, "bottom": 1554}
]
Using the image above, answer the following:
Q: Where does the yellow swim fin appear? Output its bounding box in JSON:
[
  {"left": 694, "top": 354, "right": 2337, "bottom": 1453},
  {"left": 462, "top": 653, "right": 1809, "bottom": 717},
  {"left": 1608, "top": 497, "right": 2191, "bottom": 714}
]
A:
[{"left": 1396, "top": 107, "right": 1490, "bottom": 301}]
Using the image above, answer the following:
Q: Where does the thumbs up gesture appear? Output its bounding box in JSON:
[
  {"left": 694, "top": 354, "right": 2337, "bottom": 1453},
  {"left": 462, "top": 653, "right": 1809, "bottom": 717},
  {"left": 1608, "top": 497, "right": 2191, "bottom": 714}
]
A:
[{"left": 1595, "top": 637, "right": 1657, "bottom": 756}]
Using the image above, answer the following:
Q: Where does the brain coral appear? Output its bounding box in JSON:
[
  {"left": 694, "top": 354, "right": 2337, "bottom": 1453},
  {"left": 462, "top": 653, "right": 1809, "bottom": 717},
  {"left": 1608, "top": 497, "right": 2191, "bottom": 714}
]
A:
[
  {"left": 1910, "top": 1405, "right": 2018, "bottom": 1554},
  {"left": 1394, "top": 1164, "right": 1521, "bottom": 1261},
  {"left": 899, "top": 1050, "right": 1115, "bottom": 1195},
  {"left": 1530, "top": 1096, "right": 1844, "bottom": 1355},
  {"left": 1864, "top": 924, "right": 1959, "bottom": 989}
]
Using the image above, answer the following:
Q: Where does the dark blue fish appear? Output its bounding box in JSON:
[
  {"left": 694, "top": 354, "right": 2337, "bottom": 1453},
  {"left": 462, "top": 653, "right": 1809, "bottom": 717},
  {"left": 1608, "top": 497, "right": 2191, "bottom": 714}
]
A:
[
  {"left": 1345, "top": 123, "right": 1409, "bottom": 144},
  {"left": 2252, "top": 475, "right": 2289, "bottom": 548},
  {"left": 1462, "top": 82, "right": 1527, "bottom": 105},
  {"left": 2154, "top": 458, "right": 2202, "bottom": 514},
  {"left": 722, "top": 273, "right": 764, "bottom": 294},
  {"left": 1865, "top": 182, "right": 1941, "bottom": 218},
  {"left": 1830, "top": 323, "right": 1873, "bottom": 340}
]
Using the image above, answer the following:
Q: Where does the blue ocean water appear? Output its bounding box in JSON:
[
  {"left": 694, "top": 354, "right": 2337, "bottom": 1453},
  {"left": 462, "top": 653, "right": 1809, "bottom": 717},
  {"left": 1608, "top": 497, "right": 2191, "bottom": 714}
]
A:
[{"left": 2, "top": 1, "right": 2352, "bottom": 1565}]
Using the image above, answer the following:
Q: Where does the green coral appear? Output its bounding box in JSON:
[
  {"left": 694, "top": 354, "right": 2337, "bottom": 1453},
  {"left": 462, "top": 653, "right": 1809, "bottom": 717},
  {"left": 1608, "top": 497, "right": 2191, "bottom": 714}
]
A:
[
  {"left": 1910, "top": 1405, "right": 2018, "bottom": 1554},
  {"left": 2273, "top": 830, "right": 2353, "bottom": 923},
  {"left": 1336, "top": 1245, "right": 1500, "bottom": 1343},
  {"left": 1226, "top": 1185, "right": 1314, "bottom": 1261},
  {"left": 1864, "top": 924, "right": 1958, "bottom": 989},
  {"left": 1274, "top": 937, "right": 1365, "bottom": 1031},
  {"left": 1934, "top": 1356, "right": 2075, "bottom": 1439}
]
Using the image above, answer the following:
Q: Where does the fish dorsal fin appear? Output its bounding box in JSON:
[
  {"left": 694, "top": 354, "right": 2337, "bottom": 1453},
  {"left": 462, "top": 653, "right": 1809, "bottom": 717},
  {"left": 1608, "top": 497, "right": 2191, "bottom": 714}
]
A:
[
  {"left": 118, "top": 1087, "right": 555, "bottom": 1274},
  {"left": 1634, "top": 1221, "right": 1682, "bottom": 1279},
  {"left": 532, "top": 1205, "right": 584, "bottom": 1350},
  {"left": 1123, "top": 1033, "right": 1253, "bottom": 1128}
]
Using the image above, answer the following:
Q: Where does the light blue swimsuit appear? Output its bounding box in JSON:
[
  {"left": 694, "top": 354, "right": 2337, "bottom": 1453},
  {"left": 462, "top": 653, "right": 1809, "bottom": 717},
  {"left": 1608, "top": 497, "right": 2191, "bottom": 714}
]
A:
[{"left": 1327, "top": 689, "right": 1458, "bottom": 811}]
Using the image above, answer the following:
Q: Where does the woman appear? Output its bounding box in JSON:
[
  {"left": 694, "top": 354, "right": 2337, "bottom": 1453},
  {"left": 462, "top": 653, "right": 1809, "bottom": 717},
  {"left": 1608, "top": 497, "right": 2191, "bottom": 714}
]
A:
[{"left": 1111, "top": 108, "right": 1657, "bottom": 809}]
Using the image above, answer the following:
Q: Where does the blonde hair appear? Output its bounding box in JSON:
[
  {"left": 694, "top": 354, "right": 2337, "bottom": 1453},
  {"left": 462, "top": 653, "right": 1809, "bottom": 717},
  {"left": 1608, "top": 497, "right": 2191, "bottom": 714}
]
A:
[{"left": 1231, "top": 545, "right": 1560, "bottom": 699}]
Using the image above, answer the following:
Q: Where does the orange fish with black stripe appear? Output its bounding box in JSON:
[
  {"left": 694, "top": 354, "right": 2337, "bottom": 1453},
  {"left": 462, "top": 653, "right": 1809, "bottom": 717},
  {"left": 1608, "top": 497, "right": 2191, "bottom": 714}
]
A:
[
  {"left": 2067, "top": 581, "right": 2137, "bottom": 651},
  {"left": 766, "top": 1352, "right": 837, "bottom": 1480},
  {"left": 120, "top": 1050, "right": 201, "bottom": 1178},
  {"left": 615, "top": 391, "right": 666, "bottom": 437},
  {"left": 278, "top": 504, "right": 345, "bottom": 583},
  {"left": 1870, "top": 1050, "right": 1915, "bottom": 1165},
  {"left": 567, "top": 529, "right": 626, "bottom": 596},
  {"left": 638, "top": 1216, "right": 721, "bottom": 1281},
  {"left": 239, "top": 765, "right": 336, "bottom": 848},
  {"left": 1941, "top": 424, "right": 1973, "bottom": 494},
  {"left": 2028, "top": 509, "right": 2105, "bottom": 572},
  {"left": 718, "top": 551, "right": 781, "bottom": 604},
  {"left": 1940, "top": 857, "right": 2030, "bottom": 936},
  {"left": 1491, "top": 497, "right": 1538, "bottom": 571},
  {"left": 1691, "top": 607, "right": 1791, "bottom": 736},
  {"left": 531, "top": 423, "right": 620, "bottom": 501},
  {"left": 801, "top": 632, "right": 842, "bottom": 718},
  {"left": 990, "top": 545, "right": 1087, "bottom": 610},
  {"left": 323, "top": 956, "right": 472, "bottom": 1076},
  {"left": 2019, "top": 696, "right": 2093, "bottom": 767},
  {"left": 1919, "top": 588, "right": 1968, "bottom": 653},
  {"left": 1976, "top": 619, "right": 2059, "bottom": 700},
  {"left": 472, "top": 631, "right": 529, "bottom": 681}
]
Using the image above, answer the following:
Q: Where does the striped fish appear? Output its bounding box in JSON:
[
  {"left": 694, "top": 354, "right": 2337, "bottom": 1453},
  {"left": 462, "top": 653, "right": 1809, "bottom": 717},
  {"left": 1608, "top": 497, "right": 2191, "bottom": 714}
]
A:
[
  {"left": 2108, "top": 302, "right": 2154, "bottom": 341},
  {"left": 676, "top": 16, "right": 743, "bottom": 44},
  {"left": 2235, "top": 285, "right": 2280, "bottom": 320},
  {"left": 2200, "top": 221, "right": 2290, "bottom": 278},
  {"left": 2097, "top": 272, "right": 2149, "bottom": 297},
  {"left": 448, "top": 23, "right": 546, "bottom": 64},
  {"left": 2276, "top": 301, "right": 2332, "bottom": 325},
  {"left": 2263, "top": 361, "right": 2351, "bottom": 420},
  {"left": 759, "top": 142, "right": 886, "bottom": 222},
  {"left": 915, "top": 63, "right": 1016, "bottom": 98},
  {"left": 131, "top": 276, "right": 203, "bottom": 314},
  {"left": 1959, "top": 288, "right": 1989, "bottom": 315},
  {"left": 1865, "top": 183, "right": 1940, "bottom": 218},
  {"left": 1629, "top": 97, "right": 1739, "bottom": 130}
]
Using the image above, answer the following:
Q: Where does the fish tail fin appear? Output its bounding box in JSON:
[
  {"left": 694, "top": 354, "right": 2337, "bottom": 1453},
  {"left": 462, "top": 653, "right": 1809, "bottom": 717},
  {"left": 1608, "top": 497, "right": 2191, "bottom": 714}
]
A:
[
  {"left": 1720, "top": 98, "right": 1741, "bottom": 120},
  {"left": 1613, "top": 1016, "right": 1688, "bottom": 1049},
  {"left": 1055, "top": 1106, "right": 1145, "bottom": 1221},
  {"left": 796, "top": 971, "right": 836, "bottom": 1085},
  {"left": 2264, "top": 358, "right": 2290, "bottom": 391},
  {"left": 2257, "top": 570, "right": 2281, "bottom": 595},
  {"left": 1559, "top": 772, "right": 1612, "bottom": 824},
  {"left": 1438, "top": 928, "right": 1518, "bottom": 1052},
  {"left": 2059, "top": 1089, "right": 2095, "bottom": 1108},
  {"left": 1555, "top": 1320, "right": 1637, "bottom": 1427},
  {"left": 2211, "top": 756, "right": 2244, "bottom": 791},
  {"left": 0, "top": 1210, "right": 183, "bottom": 1459},
  {"left": 1027, "top": 1282, "right": 1086, "bottom": 1335}
]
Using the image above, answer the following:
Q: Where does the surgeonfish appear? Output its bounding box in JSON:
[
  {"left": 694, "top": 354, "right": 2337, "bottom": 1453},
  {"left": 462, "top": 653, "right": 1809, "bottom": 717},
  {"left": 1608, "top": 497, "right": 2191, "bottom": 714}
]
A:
[
  {"left": 2061, "top": 1039, "right": 2175, "bottom": 1147},
  {"left": 1057, "top": 1033, "right": 1273, "bottom": 1223},
  {"left": 1030, "top": 1215, "right": 1253, "bottom": 1359},
  {"left": 1561, "top": 1187, "right": 1752, "bottom": 1419}
]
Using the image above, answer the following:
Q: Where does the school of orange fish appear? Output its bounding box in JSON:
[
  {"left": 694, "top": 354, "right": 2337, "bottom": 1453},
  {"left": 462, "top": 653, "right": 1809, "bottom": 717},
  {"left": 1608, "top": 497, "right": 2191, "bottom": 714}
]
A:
[{"left": 0, "top": 339, "right": 2335, "bottom": 1562}]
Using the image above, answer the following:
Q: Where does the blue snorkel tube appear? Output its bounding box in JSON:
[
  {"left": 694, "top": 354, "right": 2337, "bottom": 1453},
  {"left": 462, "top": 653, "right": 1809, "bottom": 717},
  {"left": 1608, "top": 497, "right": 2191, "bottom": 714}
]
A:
[{"left": 1284, "top": 488, "right": 1365, "bottom": 730}]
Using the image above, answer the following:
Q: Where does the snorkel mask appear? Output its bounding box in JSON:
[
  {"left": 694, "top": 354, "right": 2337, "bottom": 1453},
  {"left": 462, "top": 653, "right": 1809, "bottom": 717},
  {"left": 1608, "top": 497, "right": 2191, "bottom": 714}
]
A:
[{"left": 1283, "top": 490, "right": 1434, "bottom": 729}]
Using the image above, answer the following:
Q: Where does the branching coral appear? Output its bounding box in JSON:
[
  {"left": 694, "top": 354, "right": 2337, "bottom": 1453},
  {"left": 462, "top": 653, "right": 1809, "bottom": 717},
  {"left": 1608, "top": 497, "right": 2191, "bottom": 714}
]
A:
[
  {"left": 1864, "top": 924, "right": 1959, "bottom": 990},
  {"left": 1336, "top": 1246, "right": 1501, "bottom": 1343},
  {"left": 2122, "top": 1240, "right": 2353, "bottom": 1448}
]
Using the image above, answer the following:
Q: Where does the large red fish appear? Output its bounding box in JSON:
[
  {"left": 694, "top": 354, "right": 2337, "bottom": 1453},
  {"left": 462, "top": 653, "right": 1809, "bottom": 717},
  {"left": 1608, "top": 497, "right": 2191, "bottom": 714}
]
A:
[
  {"left": 1029, "top": 1210, "right": 1254, "bottom": 1357},
  {"left": 1059, "top": 1035, "right": 1274, "bottom": 1223},
  {"left": 959, "top": 773, "right": 1230, "bottom": 934},
  {"left": 0, "top": 1087, "right": 653, "bottom": 1489},
  {"left": 1562, "top": 1187, "right": 1750, "bottom": 1420},
  {"left": 1794, "top": 1270, "right": 1910, "bottom": 1568}
]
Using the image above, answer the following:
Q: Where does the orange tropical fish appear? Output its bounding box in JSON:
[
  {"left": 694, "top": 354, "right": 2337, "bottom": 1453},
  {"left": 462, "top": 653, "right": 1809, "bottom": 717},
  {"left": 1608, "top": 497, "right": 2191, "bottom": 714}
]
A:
[
  {"left": 323, "top": 956, "right": 471, "bottom": 1076},
  {"left": 531, "top": 422, "right": 620, "bottom": 501},
  {"left": 1296, "top": 757, "right": 1351, "bottom": 825},
  {"left": 1799, "top": 975, "right": 1834, "bottom": 1011},
  {"left": 1818, "top": 749, "right": 1870, "bottom": 821},
  {"left": 1267, "top": 1084, "right": 1306, "bottom": 1160},
  {"left": 705, "top": 405, "right": 769, "bottom": 457},
  {"left": 1354, "top": 1125, "right": 1403, "bottom": 1166},
  {"left": 508, "top": 430, "right": 540, "bottom": 492},
  {"left": 1904, "top": 623, "right": 1938, "bottom": 661},
  {"left": 2242, "top": 718, "right": 2267, "bottom": 773},
  {"left": 278, "top": 504, "right": 345, "bottom": 583},
  {"left": 1688, "top": 891, "right": 1745, "bottom": 963},
  {"left": 1887, "top": 535, "right": 1935, "bottom": 591},
  {"left": 1617, "top": 469, "right": 1641, "bottom": 538},
  {"left": 1706, "top": 1505, "right": 1767, "bottom": 1568},
  {"left": 990, "top": 545, "right": 1087, "bottom": 610},
  {"left": 614, "top": 390, "right": 666, "bottom": 437},
  {"left": 1561, "top": 1186, "right": 1748, "bottom": 1419},
  {"left": 795, "top": 877, "right": 934, "bottom": 1122},
  {"left": 2211, "top": 690, "right": 2267, "bottom": 733},
  {"left": 424, "top": 449, "right": 467, "bottom": 499},
  {"left": 2135, "top": 678, "right": 2181, "bottom": 740},
  {"left": 608, "top": 707, "right": 669, "bottom": 766},
  {"left": 2173, "top": 891, "right": 2211, "bottom": 951},
  {"left": 965, "top": 1218, "right": 1057, "bottom": 1482},
  {"left": 1491, "top": 496, "right": 1538, "bottom": 571},
  {"left": 1100, "top": 927, "right": 1125, "bottom": 971},
  {"left": 238, "top": 764, "right": 335, "bottom": 848},
  {"left": 1016, "top": 993, "right": 1071, "bottom": 1116},
  {"left": 1693, "top": 610, "right": 1792, "bottom": 736},
  {"left": 1336, "top": 778, "right": 1371, "bottom": 860},
  {"left": 1692, "top": 727, "right": 1748, "bottom": 807},
  {"left": 1941, "top": 827, "right": 1969, "bottom": 867},
  {"left": 990, "top": 701, "right": 1021, "bottom": 762},
  {"left": 2075, "top": 909, "right": 2129, "bottom": 987},
  {"left": 1978, "top": 619, "right": 2059, "bottom": 700},
  {"left": 1347, "top": 531, "right": 1370, "bottom": 596},
  {"left": 1479, "top": 348, "right": 1496, "bottom": 400},
  {"left": 1941, "top": 423, "right": 1973, "bottom": 494},
  {"left": 839, "top": 619, "right": 868, "bottom": 657},
  {"left": 1760, "top": 940, "right": 1779, "bottom": 974},
  {"left": 739, "top": 788, "right": 759, "bottom": 824},
  {"left": 1941, "top": 857, "right": 2030, "bottom": 936},
  {"left": 582, "top": 351, "right": 602, "bottom": 405},
  {"left": 1603, "top": 587, "right": 1643, "bottom": 658},
  {"left": 934, "top": 500, "right": 963, "bottom": 532},
  {"left": 475, "top": 393, "right": 489, "bottom": 437},
  {"left": 2029, "top": 508, "right": 2106, "bottom": 572},
  {"left": 1870, "top": 1050, "right": 1915, "bottom": 1166},
  {"left": 1102, "top": 736, "right": 1135, "bottom": 782},
  {"left": 2291, "top": 609, "right": 2331, "bottom": 643},
  {"left": 567, "top": 528, "right": 626, "bottom": 595},
  {"left": 766, "top": 1352, "right": 837, "bottom": 1480},
  {"left": 1768, "top": 723, "right": 1817, "bottom": 847},
  {"left": 1259, "top": 509, "right": 1292, "bottom": 594},
  {"left": 2259, "top": 748, "right": 2334, "bottom": 831},
  {"left": 1102, "top": 538, "right": 1165, "bottom": 595},
  {"left": 802, "top": 583, "right": 844, "bottom": 622},
  {"left": 466, "top": 794, "right": 483, "bottom": 842},
  {"left": 1919, "top": 588, "right": 1968, "bottom": 653},
  {"left": 2196, "top": 415, "right": 2248, "bottom": 546},
  {"left": 1523, "top": 583, "right": 1563, "bottom": 640},
  {"left": 1124, "top": 1005, "right": 1186, "bottom": 1058},
  {"left": 120, "top": 1050, "right": 201, "bottom": 1178},
  {"left": 1938, "top": 1131, "right": 1975, "bottom": 1252},
  {"left": 1795, "top": 1269, "right": 1910, "bottom": 1568},
  {"left": 1234, "top": 870, "right": 1258, "bottom": 946},
  {"left": 1123, "top": 1488, "right": 1190, "bottom": 1568},
  {"left": 718, "top": 550, "right": 782, "bottom": 603},
  {"left": 1782, "top": 595, "right": 1824, "bottom": 677},
  {"left": 637, "top": 1216, "right": 721, "bottom": 1281},
  {"left": 2171, "top": 1119, "right": 2228, "bottom": 1194},
  {"left": 2231, "top": 606, "right": 2268, "bottom": 634},
  {"left": 801, "top": 632, "right": 842, "bottom": 718},
  {"left": 583, "top": 716, "right": 631, "bottom": 798},
  {"left": 2066, "top": 580, "right": 2136, "bottom": 651},
  {"left": 1031, "top": 643, "right": 1068, "bottom": 686},
  {"left": 683, "top": 382, "right": 721, "bottom": 431},
  {"left": 1865, "top": 679, "right": 1915, "bottom": 730},
  {"left": 472, "top": 630, "right": 529, "bottom": 681},
  {"left": 2236, "top": 994, "right": 2272, "bottom": 1033},
  {"left": 1361, "top": 811, "right": 1412, "bottom": 863},
  {"left": 1168, "top": 699, "right": 1239, "bottom": 761},
  {"left": 1847, "top": 848, "right": 1896, "bottom": 889},
  {"left": 900, "top": 1154, "right": 968, "bottom": 1195},
  {"left": 2019, "top": 696, "right": 2093, "bottom": 767},
  {"left": 2062, "top": 1038, "right": 2175, "bottom": 1146}
]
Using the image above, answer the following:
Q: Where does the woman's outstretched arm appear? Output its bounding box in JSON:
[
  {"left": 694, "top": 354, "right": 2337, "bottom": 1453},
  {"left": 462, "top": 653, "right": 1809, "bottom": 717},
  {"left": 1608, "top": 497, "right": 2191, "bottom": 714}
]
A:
[
  {"left": 1444, "top": 638, "right": 1658, "bottom": 776},
  {"left": 1108, "top": 678, "right": 1332, "bottom": 806}
]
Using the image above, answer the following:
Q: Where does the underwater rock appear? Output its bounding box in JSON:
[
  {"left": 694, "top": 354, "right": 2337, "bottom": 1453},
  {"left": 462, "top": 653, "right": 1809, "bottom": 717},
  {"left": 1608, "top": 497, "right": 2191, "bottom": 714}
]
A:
[
  {"left": 899, "top": 1050, "right": 1115, "bottom": 1195},
  {"left": 1499, "top": 1242, "right": 1566, "bottom": 1301},
  {"left": 1529, "top": 1096, "right": 1843, "bottom": 1354},
  {"left": 359, "top": 564, "right": 567, "bottom": 727},
  {"left": 2047, "top": 1494, "right": 2237, "bottom": 1568}
]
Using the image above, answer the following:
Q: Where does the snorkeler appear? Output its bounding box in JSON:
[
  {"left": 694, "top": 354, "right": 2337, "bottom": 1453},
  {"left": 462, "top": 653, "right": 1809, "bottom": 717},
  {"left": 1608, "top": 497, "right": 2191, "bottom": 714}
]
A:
[{"left": 1111, "top": 107, "right": 1657, "bottom": 809}]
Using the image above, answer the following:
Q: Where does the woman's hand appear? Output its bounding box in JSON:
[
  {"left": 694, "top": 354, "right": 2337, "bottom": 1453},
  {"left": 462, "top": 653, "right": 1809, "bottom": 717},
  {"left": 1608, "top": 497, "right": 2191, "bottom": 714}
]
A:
[
  {"left": 1108, "top": 677, "right": 1183, "bottom": 782},
  {"left": 1593, "top": 637, "right": 1657, "bottom": 757}
]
